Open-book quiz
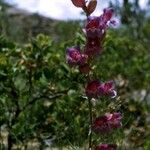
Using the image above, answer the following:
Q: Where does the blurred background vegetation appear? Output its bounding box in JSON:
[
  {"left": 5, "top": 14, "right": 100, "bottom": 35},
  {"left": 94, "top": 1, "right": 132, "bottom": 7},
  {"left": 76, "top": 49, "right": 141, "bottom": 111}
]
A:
[{"left": 0, "top": 0, "right": 150, "bottom": 149}]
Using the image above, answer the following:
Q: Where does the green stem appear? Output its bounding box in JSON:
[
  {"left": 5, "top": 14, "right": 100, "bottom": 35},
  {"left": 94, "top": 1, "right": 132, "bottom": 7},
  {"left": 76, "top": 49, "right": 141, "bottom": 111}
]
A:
[
  {"left": 88, "top": 98, "right": 93, "bottom": 150},
  {"left": 28, "top": 68, "right": 32, "bottom": 97}
]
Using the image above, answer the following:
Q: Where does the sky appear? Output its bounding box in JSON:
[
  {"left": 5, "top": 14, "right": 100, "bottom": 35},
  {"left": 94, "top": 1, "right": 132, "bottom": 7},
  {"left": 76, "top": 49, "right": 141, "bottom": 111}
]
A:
[{"left": 5, "top": 0, "right": 149, "bottom": 20}]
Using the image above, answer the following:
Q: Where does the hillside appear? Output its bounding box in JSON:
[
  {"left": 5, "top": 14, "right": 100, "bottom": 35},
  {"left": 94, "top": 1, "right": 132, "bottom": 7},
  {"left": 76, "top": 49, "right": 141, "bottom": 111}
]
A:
[{"left": 0, "top": 4, "right": 81, "bottom": 43}]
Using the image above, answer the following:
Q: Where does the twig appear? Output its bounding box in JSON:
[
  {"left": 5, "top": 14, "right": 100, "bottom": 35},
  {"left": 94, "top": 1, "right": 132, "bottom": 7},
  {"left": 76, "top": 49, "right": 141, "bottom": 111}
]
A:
[
  {"left": 88, "top": 98, "right": 93, "bottom": 150},
  {"left": 28, "top": 68, "right": 32, "bottom": 97}
]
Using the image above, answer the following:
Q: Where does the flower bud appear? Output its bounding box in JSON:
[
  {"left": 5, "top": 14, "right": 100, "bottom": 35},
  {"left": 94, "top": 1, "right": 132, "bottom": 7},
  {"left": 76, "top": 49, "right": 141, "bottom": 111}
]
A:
[
  {"left": 71, "top": 0, "right": 85, "bottom": 8},
  {"left": 103, "top": 7, "right": 114, "bottom": 22},
  {"left": 96, "top": 143, "right": 117, "bottom": 150},
  {"left": 87, "top": 0, "right": 97, "bottom": 15},
  {"left": 85, "top": 80, "right": 100, "bottom": 98},
  {"left": 79, "top": 64, "right": 91, "bottom": 74}
]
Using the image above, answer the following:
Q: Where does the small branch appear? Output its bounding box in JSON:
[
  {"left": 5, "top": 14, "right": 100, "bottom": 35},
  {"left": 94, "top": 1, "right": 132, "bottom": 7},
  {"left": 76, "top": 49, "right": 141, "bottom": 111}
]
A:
[
  {"left": 88, "top": 98, "right": 93, "bottom": 150},
  {"left": 28, "top": 68, "right": 32, "bottom": 97},
  {"left": 24, "top": 90, "right": 68, "bottom": 109},
  {"left": 17, "top": 89, "right": 68, "bottom": 118},
  {"left": 9, "top": 82, "right": 21, "bottom": 126}
]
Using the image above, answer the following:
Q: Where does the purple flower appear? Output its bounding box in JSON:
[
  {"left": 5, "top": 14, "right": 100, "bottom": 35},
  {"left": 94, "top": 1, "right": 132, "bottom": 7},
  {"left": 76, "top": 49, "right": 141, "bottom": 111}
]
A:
[
  {"left": 92, "top": 113, "right": 122, "bottom": 134},
  {"left": 99, "top": 8, "right": 114, "bottom": 30},
  {"left": 85, "top": 80, "right": 101, "bottom": 98},
  {"left": 102, "top": 8, "right": 114, "bottom": 22},
  {"left": 98, "top": 81, "right": 117, "bottom": 98},
  {"left": 106, "top": 112, "right": 122, "bottom": 129},
  {"left": 92, "top": 115, "right": 111, "bottom": 133},
  {"left": 86, "top": 16, "right": 99, "bottom": 29},
  {"left": 85, "top": 16, "right": 102, "bottom": 38},
  {"left": 84, "top": 37, "right": 102, "bottom": 57},
  {"left": 66, "top": 47, "right": 88, "bottom": 66},
  {"left": 85, "top": 16, "right": 107, "bottom": 40},
  {"left": 84, "top": 8, "right": 114, "bottom": 58},
  {"left": 85, "top": 7, "right": 114, "bottom": 37},
  {"left": 96, "top": 143, "right": 117, "bottom": 150},
  {"left": 85, "top": 80, "right": 117, "bottom": 98}
]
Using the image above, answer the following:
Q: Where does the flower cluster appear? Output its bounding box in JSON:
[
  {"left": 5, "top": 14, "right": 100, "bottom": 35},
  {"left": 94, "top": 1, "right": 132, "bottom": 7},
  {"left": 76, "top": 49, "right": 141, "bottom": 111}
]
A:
[
  {"left": 66, "top": 47, "right": 88, "bottom": 66},
  {"left": 96, "top": 144, "right": 117, "bottom": 150},
  {"left": 66, "top": 6, "right": 115, "bottom": 72},
  {"left": 92, "top": 113, "right": 122, "bottom": 134},
  {"left": 85, "top": 80, "right": 117, "bottom": 98},
  {"left": 67, "top": 0, "right": 122, "bottom": 149},
  {"left": 84, "top": 7, "right": 114, "bottom": 57}
]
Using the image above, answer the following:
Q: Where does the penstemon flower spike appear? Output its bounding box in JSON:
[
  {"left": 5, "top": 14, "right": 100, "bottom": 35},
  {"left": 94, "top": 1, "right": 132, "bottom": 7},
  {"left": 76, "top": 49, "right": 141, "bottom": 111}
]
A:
[{"left": 67, "top": 1, "right": 122, "bottom": 149}]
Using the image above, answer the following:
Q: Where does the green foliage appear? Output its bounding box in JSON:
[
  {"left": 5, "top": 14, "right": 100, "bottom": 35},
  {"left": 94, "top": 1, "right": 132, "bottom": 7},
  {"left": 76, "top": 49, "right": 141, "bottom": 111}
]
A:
[
  {"left": 0, "top": 33, "right": 87, "bottom": 149},
  {"left": 0, "top": 14, "right": 150, "bottom": 150}
]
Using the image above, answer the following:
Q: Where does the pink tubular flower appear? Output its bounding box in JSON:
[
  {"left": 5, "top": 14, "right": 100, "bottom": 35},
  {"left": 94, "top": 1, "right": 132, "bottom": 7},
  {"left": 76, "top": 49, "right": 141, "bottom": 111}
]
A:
[
  {"left": 85, "top": 16, "right": 102, "bottom": 38},
  {"left": 106, "top": 112, "right": 122, "bottom": 129},
  {"left": 84, "top": 8, "right": 114, "bottom": 58},
  {"left": 85, "top": 7, "right": 114, "bottom": 38},
  {"left": 71, "top": 0, "right": 85, "bottom": 8},
  {"left": 84, "top": 37, "right": 102, "bottom": 57},
  {"left": 99, "top": 8, "right": 114, "bottom": 30},
  {"left": 85, "top": 80, "right": 101, "bottom": 98},
  {"left": 102, "top": 8, "right": 114, "bottom": 22},
  {"left": 92, "top": 113, "right": 122, "bottom": 134},
  {"left": 66, "top": 47, "right": 88, "bottom": 66},
  {"left": 96, "top": 144, "right": 117, "bottom": 150},
  {"left": 98, "top": 81, "right": 117, "bottom": 98},
  {"left": 85, "top": 80, "right": 117, "bottom": 98},
  {"left": 92, "top": 115, "right": 111, "bottom": 133}
]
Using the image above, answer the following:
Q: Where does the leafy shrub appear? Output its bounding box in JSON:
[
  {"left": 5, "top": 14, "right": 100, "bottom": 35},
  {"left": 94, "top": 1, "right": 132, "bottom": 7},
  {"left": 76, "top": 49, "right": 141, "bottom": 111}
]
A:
[{"left": 0, "top": 17, "right": 150, "bottom": 150}]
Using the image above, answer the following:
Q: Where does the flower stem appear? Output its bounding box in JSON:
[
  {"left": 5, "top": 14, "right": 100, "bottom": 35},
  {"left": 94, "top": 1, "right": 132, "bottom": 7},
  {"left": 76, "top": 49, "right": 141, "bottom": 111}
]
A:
[{"left": 88, "top": 98, "right": 93, "bottom": 150}]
